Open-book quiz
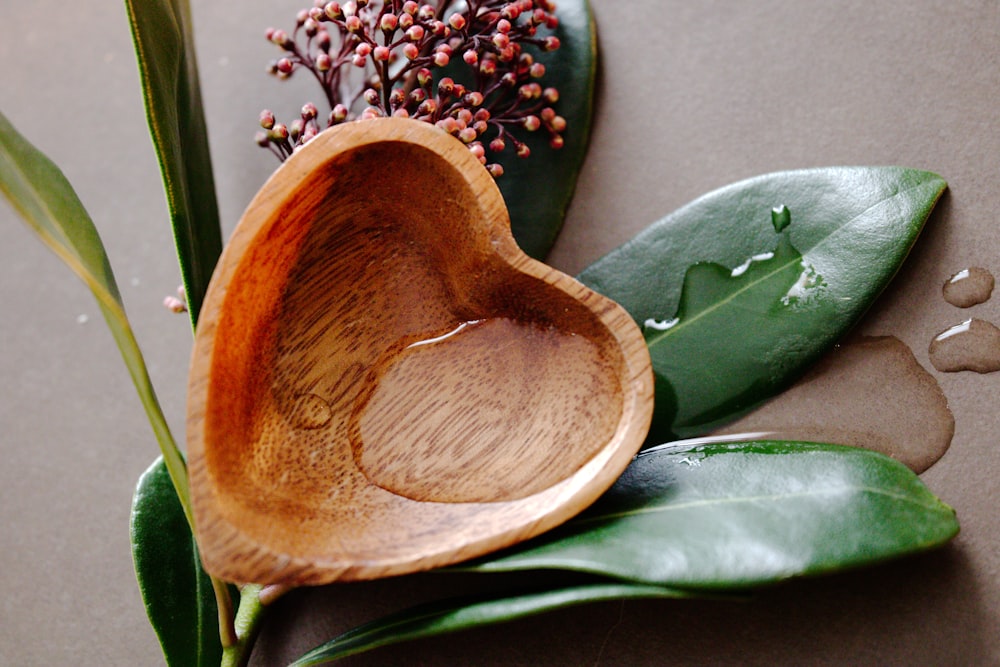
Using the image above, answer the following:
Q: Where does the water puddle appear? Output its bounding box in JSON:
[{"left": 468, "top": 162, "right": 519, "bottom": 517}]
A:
[
  {"left": 352, "top": 317, "right": 623, "bottom": 503},
  {"left": 928, "top": 318, "right": 1000, "bottom": 373},
  {"left": 942, "top": 266, "right": 994, "bottom": 308},
  {"left": 714, "top": 336, "right": 954, "bottom": 473}
]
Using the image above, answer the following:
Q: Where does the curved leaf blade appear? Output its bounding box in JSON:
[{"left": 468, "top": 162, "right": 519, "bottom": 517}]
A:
[
  {"left": 124, "top": 0, "right": 223, "bottom": 325},
  {"left": 496, "top": 0, "right": 596, "bottom": 259},
  {"left": 291, "top": 582, "right": 689, "bottom": 666},
  {"left": 578, "top": 167, "right": 947, "bottom": 441},
  {"left": 131, "top": 458, "right": 222, "bottom": 667},
  {"left": 468, "top": 440, "right": 959, "bottom": 589},
  {"left": 0, "top": 109, "right": 191, "bottom": 521}
]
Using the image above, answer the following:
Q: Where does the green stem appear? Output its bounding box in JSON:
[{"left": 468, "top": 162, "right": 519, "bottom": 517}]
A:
[{"left": 220, "top": 584, "right": 269, "bottom": 667}]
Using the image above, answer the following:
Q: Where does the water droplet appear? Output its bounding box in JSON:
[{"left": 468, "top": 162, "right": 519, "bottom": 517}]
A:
[
  {"left": 353, "top": 318, "right": 623, "bottom": 503},
  {"left": 942, "top": 266, "right": 994, "bottom": 308},
  {"left": 929, "top": 318, "right": 1000, "bottom": 373},
  {"left": 289, "top": 393, "right": 333, "bottom": 429},
  {"left": 76, "top": 313, "right": 89, "bottom": 324},
  {"left": 714, "top": 336, "right": 953, "bottom": 473},
  {"left": 643, "top": 317, "right": 678, "bottom": 332},
  {"left": 771, "top": 205, "right": 791, "bottom": 233}
]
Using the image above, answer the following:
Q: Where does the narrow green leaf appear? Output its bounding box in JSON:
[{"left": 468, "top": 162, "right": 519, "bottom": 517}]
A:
[
  {"left": 578, "top": 167, "right": 947, "bottom": 441},
  {"left": 291, "top": 582, "right": 689, "bottom": 666},
  {"left": 468, "top": 440, "right": 959, "bottom": 589},
  {"left": 132, "top": 458, "right": 223, "bottom": 667},
  {"left": 0, "top": 109, "right": 191, "bottom": 524},
  {"left": 124, "top": 0, "right": 223, "bottom": 325},
  {"left": 497, "top": 0, "right": 596, "bottom": 259}
]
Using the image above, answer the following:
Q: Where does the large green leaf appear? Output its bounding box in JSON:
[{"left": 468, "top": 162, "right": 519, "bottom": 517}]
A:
[
  {"left": 0, "top": 109, "right": 191, "bottom": 523},
  {"left": 291, "top": 582, "right": 689, "bottom": 666},
  {"left": 124, "top": 0, "right": 222, "bottom": 326},
  {"left": 578, "top": 167, "right": 947, "bottom": 442},
  {"left": 467, "top": 440, "right": 959, "bottom": 588},
  {"left": 497, "top": 0, "right": 596, "bottom": 259},
  {"left": 131, "top": 458, "right": 222, "bottom": 667}
]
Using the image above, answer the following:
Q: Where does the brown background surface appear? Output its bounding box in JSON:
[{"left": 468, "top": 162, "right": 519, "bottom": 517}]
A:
[{"left": 2, "top": 1, "right": 998, "bottom": 664}]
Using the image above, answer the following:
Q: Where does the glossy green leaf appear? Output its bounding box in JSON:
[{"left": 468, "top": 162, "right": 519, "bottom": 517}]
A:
[
  {"left": 0, "top": 109, "right": 191, "bottom": 523},
  {"left": 124, "top": 0, "right": 222, "bottom": 326},
  {"left": 291, "top": 582, "right": 689, "bottom": 665},
  {"left": 468, "top": 440, "right": 959, "bottom": 589},
  {"left": 131, "top": 458, "right": 222, "bottom": 667},
  {"left": 496, "top": 0, "right": 596, "bottom": 259},
  {"left": 578, "top": 168, "right": 947, "bottom": 442}
]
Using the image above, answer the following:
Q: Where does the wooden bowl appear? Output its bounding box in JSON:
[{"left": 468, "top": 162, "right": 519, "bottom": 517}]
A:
[{"left": 187, "top": 118, "right": 653, "bottom": 585}]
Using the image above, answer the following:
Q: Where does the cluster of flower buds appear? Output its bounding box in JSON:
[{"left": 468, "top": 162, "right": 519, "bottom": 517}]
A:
[{"left": 256, "top": 0, "right": 566, "bottom": 176}]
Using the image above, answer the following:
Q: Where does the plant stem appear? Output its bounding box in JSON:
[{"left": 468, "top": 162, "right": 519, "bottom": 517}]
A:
[{"left": 220, "top": 584, "right": 270, "bottom": 667}]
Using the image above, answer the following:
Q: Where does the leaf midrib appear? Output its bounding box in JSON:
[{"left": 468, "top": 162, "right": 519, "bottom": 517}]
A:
[{"left": 571, "top": 483, "right": 943, "bottom": 527}]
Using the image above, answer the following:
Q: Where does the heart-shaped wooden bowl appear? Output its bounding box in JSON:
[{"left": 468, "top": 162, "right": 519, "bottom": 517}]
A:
[{"left": 187, "top": 118, "right": 653, "bottom": 585}]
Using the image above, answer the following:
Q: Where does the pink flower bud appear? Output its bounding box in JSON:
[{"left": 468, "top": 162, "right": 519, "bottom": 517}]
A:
[
  {"left": 259, "top": 109, "right": 276, "bottom": 129},
  {"left": 373, "top": 45, "right": 391, "bottom": 61},
  {"left": 345, "top": 15, "right": 362, "bottom": 31},
  {"left": 497, "top": 19, "right": 512, "bottom": 34},
  {"left": 433, "top": 51, "right": 450, "bottom": 67},
  {"left": 164, "top": 296, "right": 187, "bottom": 313},
  {"left": 448, "top": 13, "right": 467, "bottom": 30},
  {"left": 438, "top": 77, "right": 455, "bottom": 95},
  {"left": 354, "top": 40, "right": 371, "bottom": 54},
  {"left": 458, "top": 127, "right": 478, "bottom": 143},
  {"left": 487, "top": 163, "right": 505, "bottom": 177},
  {"left": 463, "top": 49, "right": 478, "bottom": 65},
  {"left": 402, "top": 1, "right": 418, "bottom": 14},
  {"left": 330, "top": 104, "right": 349, "bottom": 122},
  {"left": 492, "top": 32, "right": 510, "bottom": 49},
  {"left": 465, "top": 91, "right": 484, "bottom": 107},
  {"left": 489, "top": 137, "right": 506, "bottom": 152},
  {"left": 418, "top": 4, "right": 436, "bottom": 20},
  {"left": 271, "top": 123, "right": 289, "bottom": 140},
  {"left": 500, "top": 4, "right": 521, "bottom": 20},
  {"left": 324, "top": 2, "right": 342, "bottom": 20},
  {"left": 272, "top": 29, "right": 292, "bottom": 49},
  {"left": 276, "top": 58, "right": 294, "bottom": 74},
  {"left": 436, "top": 117, "right": 458, "bottom": 133},
  {"left": 403, "top": 43, "right": 419, "bottom": 59},
  {"left": 522, "top": 115, "right": 541, "bottom": 131},
  {"left": 316, "top": 52, "right": 333, "bottom": 70},
  {"left": 549, "top": 134, "right": 564, "bottom": 149},
  {"left": 516, "top": 142, "right": 531, "bottom": 158},
  {"left": 543, "top": 87, "right": 559, "bottom": 103},
  {"left": 529, "top": 62, "right": 546, "bottom": 78},
  {"left": 543, "top": 36, "right": 560, "bottom": 51},
  {"left": 380, "top": 13, "right": 398, "bottom": 31},
  {"left": 406, "top": 25, "right": 424, "bottom": 41},
  {"left": 301, "top": 103, "right": 318, "bottom": 120}
]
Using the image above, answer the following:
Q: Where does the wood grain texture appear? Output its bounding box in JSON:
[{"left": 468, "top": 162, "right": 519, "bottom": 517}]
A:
[{"left": 186, "top": 118, "right": 653, "bottom": 585}]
